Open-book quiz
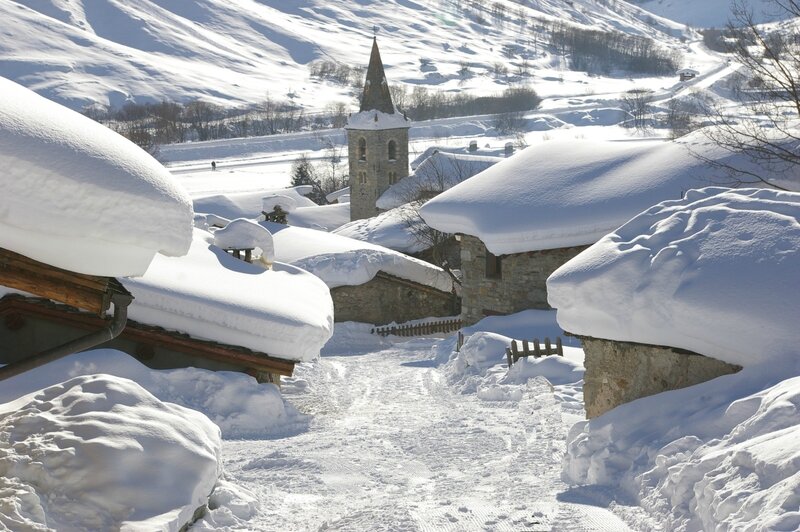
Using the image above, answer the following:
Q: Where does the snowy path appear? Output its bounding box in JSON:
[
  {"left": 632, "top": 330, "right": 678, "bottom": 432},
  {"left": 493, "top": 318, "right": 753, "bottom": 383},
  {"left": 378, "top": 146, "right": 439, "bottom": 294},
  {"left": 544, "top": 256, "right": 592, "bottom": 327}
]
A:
[{"left": 219, "top": 339, "right": 650, "bottom": 531}]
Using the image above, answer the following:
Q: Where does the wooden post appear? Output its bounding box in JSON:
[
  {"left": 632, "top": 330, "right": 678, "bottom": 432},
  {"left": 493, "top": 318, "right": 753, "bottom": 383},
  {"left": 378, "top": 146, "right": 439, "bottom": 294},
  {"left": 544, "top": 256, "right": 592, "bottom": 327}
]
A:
[
  {"left": 522, "top": 340, "right": 531, "bottom": 359},
  {"left": 506, "top": 348, "right": 513, "bottom": 368},
  {"left": 244, "top": 249, "right": 252, "bottom": 263},
  {"left": 556, "top": 336, "right": 563, "bottom": 357},
  {"left": 545, "top": 337, "right": 552, "bottom": 356},
  {"left": 533, "top": 338, "right": 541, "bottom": 358},
  {"left": 511, "top": 341, "right": 520, "bottom": 364}
]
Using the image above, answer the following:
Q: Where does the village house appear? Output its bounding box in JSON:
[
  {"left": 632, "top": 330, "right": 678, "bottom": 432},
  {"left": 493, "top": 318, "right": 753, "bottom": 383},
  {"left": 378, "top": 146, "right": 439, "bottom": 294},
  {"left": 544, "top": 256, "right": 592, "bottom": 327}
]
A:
[
  {"left": 261, "top": 221, "right": 458, "bottom": 325},
  {"left": 677, "top": 67, "right": 699, "bottom": 81},
  {"left": 547, "top": 187, "right": 798, "bottom": 417},
  {"left": 420, "top": 133, "right": 787, "bottom": 326},
  {"left": 0, "top": 77, "right": 333, "bottom": 384}
]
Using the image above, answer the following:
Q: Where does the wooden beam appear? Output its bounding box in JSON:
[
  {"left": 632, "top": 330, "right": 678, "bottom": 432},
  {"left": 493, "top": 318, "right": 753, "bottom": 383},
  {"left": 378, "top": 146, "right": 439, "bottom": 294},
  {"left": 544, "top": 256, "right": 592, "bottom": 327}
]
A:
[{"left": 0, "top": 248, "right": 112, "bottom": 314}]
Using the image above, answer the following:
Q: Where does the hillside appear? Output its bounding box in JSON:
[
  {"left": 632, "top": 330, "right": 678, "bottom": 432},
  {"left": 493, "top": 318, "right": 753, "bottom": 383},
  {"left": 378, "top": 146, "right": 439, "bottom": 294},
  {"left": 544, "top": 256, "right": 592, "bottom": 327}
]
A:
[
  {"left": 2, "top": 0, "right": 691, "bottom": 111},
  {"left": 626, "top": 0, "right": 786, "bottom": 28}
]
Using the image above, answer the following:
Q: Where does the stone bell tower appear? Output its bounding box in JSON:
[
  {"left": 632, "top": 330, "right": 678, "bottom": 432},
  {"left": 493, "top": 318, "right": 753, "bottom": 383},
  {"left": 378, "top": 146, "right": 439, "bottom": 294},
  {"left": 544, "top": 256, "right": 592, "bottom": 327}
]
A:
[{"left": 345, "top": 37, "right": 411, "bottom": 221}]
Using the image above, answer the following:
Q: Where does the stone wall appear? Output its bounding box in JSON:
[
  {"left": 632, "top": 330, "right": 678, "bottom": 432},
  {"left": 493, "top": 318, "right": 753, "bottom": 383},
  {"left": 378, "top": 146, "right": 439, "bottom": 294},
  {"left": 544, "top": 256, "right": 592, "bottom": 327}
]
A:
[
  {"left": 348, "top": 127, "right": 410, "bottom": 221},
  {"left": 331, "top": 271, "right": 458, "bottom": 325},
  {"left": 459, "top": 235, "right": 588, "bottom": 325},
  {"left": 579, "top": 336, "right": 742, "bottom": 418}
]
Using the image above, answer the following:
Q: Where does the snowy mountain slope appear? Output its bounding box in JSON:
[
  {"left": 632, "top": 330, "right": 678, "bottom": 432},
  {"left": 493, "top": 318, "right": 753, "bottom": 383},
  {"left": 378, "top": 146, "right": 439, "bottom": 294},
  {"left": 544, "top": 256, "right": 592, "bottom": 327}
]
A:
[
  {"left": 626, "top": 0, "right": 788, "bottom": 28},
  {"left": 3, "top": 0, "right": 691, "bottom": 111}
]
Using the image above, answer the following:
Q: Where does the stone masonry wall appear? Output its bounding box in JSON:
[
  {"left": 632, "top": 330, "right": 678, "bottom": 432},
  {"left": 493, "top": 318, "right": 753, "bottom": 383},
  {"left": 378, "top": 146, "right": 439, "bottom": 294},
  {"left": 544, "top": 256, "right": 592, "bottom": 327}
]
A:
[
  {"left": 331, "top": 271, "right": 458, "bottom": 325},
  {"left": 580, "top": 336, "right": 742, "bottom": 418},
  {"left": 460, "top": 235, "right": 588, "bottom": 325},
  {"left": 348, "top": 127, "right": 410, "bottom": 221}
]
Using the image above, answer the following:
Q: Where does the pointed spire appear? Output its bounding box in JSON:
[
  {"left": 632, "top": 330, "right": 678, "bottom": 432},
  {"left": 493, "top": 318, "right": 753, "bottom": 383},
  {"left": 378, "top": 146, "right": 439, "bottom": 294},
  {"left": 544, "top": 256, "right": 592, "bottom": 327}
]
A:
[{"left": 360, "top": 37, "right": 395, "bottom": 114}]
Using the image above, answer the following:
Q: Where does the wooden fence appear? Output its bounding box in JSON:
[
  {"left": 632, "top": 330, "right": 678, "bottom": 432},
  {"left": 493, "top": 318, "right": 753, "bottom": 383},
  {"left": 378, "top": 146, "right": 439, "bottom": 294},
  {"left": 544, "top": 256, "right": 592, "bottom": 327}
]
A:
[
  {"left": 371, "top": 318, "right": 463, "bottom": 337},
  {"left": 506, "top": 337, "right": 563, "bottom": 367}
]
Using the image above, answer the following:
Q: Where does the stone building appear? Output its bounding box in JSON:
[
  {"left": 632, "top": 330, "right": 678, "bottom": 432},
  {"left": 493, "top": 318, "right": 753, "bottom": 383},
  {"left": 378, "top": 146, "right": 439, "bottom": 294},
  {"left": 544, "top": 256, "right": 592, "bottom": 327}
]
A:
[
  {"left": 346, "top": 38, "right": 411, "bottom": 221},
  {"left": 458, "top": 235, "right": 588, "bottom": 325}
]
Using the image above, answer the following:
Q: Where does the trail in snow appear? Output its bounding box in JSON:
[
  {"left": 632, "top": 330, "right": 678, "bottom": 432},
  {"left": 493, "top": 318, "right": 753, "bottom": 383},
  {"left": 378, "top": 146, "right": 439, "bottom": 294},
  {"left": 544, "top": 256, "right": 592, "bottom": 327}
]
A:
[{"left": 216, "top": 337, "right": 656, "bottom": 531}]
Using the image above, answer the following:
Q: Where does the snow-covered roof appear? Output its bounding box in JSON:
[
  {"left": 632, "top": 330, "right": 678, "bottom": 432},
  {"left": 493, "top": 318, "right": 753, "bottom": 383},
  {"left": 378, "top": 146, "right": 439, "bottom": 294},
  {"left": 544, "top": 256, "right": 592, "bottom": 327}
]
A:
[
  {"left": 0, "top": 77, "right": 193, "bottom": 277},
  {"left": 263, "top": 222, "right": 453, "bottom": 292},
  {"left": 377, "top": 151, "right": 501, "bottom": 211},
  {"left": 420, "top": 133, "right": 793, "bottom": 255},
  {"left": 122, "top": 228, "right": 333, "bottom": 362},
  {"left": 193, "top": 187, "right": 316, "bottom": 220},
  {"left": 286, "top": 202, "right": 351, "bottom": 232},
  {"left": 345, "top": 109, "right": 411, "bottom": 131},
  {"left": 333, "top": 203, "right": 430, "bottom": 255},
  {"left": 677, "top": 67, "right": 699, "bottom": 75},
  {"left": 547, "top": 187, "right": 800, "bottom": 368},
  {"left": 212, "top": 218, "right": 275, "bottom": 263},
  {"left": 326, "top": 186, "right": 350, "bottom": 203}
]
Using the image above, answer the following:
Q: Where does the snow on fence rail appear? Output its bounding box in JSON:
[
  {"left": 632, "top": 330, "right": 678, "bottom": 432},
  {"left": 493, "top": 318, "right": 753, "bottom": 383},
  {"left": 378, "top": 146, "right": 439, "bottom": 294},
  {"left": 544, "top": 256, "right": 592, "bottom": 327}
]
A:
[
  {"left": 371, "top": 318, "right": 463, "bottom": 337},
  {"left": 506, "top": 337, "right": 563, "bottom": 367}
]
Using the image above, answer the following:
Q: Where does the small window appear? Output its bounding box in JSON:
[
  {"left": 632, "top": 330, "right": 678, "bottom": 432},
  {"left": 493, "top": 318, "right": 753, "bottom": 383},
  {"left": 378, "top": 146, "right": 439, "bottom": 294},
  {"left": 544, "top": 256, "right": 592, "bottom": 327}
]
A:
[
  {"left": 388, "top": 140, "right": 397, "bottom": 161},
  {"left": 486, "top": 251, "right": 502, "bottom": 279},
  {"left": 358, "top": 138, "right": 367, "bottom": 161},
  {"left": 358, "top": 171, "right": 367, "bottom": 184},
  {"left": 388, "top": 171, "right": 397, "bottom": 184}
]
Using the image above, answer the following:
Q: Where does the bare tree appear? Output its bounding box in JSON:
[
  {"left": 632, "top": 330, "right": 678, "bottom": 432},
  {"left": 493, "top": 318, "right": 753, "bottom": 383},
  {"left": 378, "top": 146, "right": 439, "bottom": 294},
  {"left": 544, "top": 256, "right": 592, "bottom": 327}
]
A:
[
  {"left": 699, "top": 0, "right": 800, "bottom": 189},
  {"left": 621, "top": 88, "right": 654, "bottom": 132}
]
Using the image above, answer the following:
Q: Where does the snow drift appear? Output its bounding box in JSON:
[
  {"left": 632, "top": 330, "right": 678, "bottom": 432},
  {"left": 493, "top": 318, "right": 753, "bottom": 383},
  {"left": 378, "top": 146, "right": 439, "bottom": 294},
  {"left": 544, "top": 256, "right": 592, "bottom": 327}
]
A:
[{"left": 0, "top": 374, "right": 221, "bottom": 531}]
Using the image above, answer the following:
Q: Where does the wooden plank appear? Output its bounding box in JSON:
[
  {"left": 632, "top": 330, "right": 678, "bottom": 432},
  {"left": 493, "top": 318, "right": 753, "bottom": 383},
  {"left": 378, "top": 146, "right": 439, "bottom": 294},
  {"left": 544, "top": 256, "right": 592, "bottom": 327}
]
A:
[
  {"left": 506, "top": 347, "right": 513, "bottom": 368},
  {"left": 0, "top": 248, "right": 109, "bottom": 292},
  {"left": 556, "top": 337, "right": 563, "bottom": 357},
  {"left": 0, "top": 268, "right": 108, "bottom": 314},
  {"left": 545, "top": 337, "right": 552, "bottom": 356},
  {"left": 534, "top": 339, "right": 541, "bottom": 358}
]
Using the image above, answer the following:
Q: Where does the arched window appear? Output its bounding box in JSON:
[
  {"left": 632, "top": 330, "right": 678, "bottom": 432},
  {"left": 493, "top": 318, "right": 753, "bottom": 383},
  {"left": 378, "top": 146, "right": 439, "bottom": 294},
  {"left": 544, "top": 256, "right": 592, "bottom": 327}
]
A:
[
  {"left": 358, "top": 138, "right": 367, "bottom": 161},
  {"left": 388, "top": 140, "right": 397, "bottom": 161}
]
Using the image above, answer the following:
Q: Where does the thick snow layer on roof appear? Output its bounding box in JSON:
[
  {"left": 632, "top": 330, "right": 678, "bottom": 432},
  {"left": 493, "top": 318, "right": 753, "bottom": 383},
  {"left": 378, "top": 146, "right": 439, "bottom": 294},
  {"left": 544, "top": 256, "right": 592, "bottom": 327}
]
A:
[
  {"left": 263, "top": 221, "right": 453, "bottom": 292},
  {"left": 262, "top": 194, "right": 298, "bottom": 213},
  {"left": 213, "top": 218, "right": 275, "bottom": 263},
  {"left": 0, "top": 374, "right": 220, "bottom": 531},
  {"left": 377, "top": 151, "right": 501, "bottom": 210},
  {"left": 0, "top": 77, "right": 193, "bottom": 276},
  {"left": 334, "top": 204, "right": 430, "bottom": 254},
  {"left": 548, "top": 187, "right": 800, "bottom": 368},
  {"left": 287, "top": 202, "right": 351, "bottom": 231},
  {"left": 0, "top": 349, "right": 306, "bottom": 440},
  {"left": 123, "top": 229, "right": 333, "bottom": 362},
  {"left": 193, "top": 187, "right": 316, "bottom": 220},
  {"left": 345, "top": 109, "right": 410, "bottom": 131},
  {"left": 326, "top": 186, "right": 350, "bottom": 203},
  {"left": 420, "top": 134, "right": 793, "bottom": 255}
]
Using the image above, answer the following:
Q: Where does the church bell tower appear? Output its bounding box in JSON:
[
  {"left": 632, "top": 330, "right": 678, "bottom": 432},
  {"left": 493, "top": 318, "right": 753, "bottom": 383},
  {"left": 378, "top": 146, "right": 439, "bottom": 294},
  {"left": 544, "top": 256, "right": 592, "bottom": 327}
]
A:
[{"left": 345, "top": 37, "right": 411, "bottom": 221}]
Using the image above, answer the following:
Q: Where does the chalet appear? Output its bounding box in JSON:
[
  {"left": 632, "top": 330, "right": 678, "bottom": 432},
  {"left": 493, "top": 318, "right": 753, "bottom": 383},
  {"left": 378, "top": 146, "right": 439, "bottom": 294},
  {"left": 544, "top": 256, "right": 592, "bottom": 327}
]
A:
[
  {"left": 261, "top": 221, "right": 458, "bottom": 325},
  {"left": 548, "top": 187, "right": 800, "bottom": 417},
  {"left": 420, "top": 132, "right": 789, "bottom": 326},
  {"left": 0, "top": 77, "right": 333, "bottom": 384},
  {"left": 677, "top": 67, "right": 699, "bottom": 81}
]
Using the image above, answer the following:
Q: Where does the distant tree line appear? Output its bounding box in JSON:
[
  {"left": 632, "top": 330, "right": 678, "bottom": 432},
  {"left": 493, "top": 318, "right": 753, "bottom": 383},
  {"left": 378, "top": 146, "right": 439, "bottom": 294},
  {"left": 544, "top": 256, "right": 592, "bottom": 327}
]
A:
[
  {"left": 550, "top": 24, "right": 680, "bottom": 75},
  {"left": 88, "top": 86, "right": 541, "bottom": 151},
  {"left": 392, "top": 86, "right": 541, "bottom": 121}
]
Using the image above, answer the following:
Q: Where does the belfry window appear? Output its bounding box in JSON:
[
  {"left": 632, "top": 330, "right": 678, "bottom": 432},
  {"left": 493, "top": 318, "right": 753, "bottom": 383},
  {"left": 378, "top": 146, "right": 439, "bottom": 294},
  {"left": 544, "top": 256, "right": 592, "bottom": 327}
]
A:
[
  {"left": 358, "top": 138, "right": 367, "bottom": 161},
  {"left": 388, "top": 140, "right": 397, "bottom": 161}
]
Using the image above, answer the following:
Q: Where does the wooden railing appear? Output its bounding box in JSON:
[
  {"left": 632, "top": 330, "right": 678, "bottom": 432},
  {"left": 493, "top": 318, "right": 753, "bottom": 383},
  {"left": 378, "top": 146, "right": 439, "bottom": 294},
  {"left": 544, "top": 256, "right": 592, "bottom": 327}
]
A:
[
  {"left": 506, "top": 337, "right": 563, "bottom": 367},
  {"left": 371, "top": 318, "right": 463, "bottom": 337}
]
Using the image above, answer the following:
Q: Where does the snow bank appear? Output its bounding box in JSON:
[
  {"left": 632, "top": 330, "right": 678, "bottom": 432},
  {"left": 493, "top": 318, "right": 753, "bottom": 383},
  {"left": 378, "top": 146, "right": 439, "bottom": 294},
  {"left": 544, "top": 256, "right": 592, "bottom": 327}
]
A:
[
  {"left": 0, "top": 77, "right": 193, "bottom": 276},
  {"left": 420, "top": 134, "right": 790, "bottom": 255},
  {"left": 377, "top": 151, "right": 501, "bottom": 210},
  {"left": 212, "top": 218, "right": 275, "bottom": 264},
  {"left": 326, "top": 186, "right": 350, "bottom": 203},
  {"left": 563, "top": 365, "right": 800, "bottom": 531},
  {"left": 333, "top": 203, "right": 429, "bottom": 254},
  {"left": 264, "top": 222, "right": 453, "bottom": 292},
  {"left": 0, "top": 374, "right": 220, "bottom": 531},
  {"left": 0, "top": 349, "right": 307, "bottom": 439},
  {"left": 548, "top": 187, "right": 800, "bottom": 368},
  {"left": 345, "top": 109, "right": 410, "bottom": 131},
  {"left": 195, "top": 212, "right": 231, "bottom": 229},
  {"left": 123, "top": 229, "right": 334, "bottom": 362}
]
